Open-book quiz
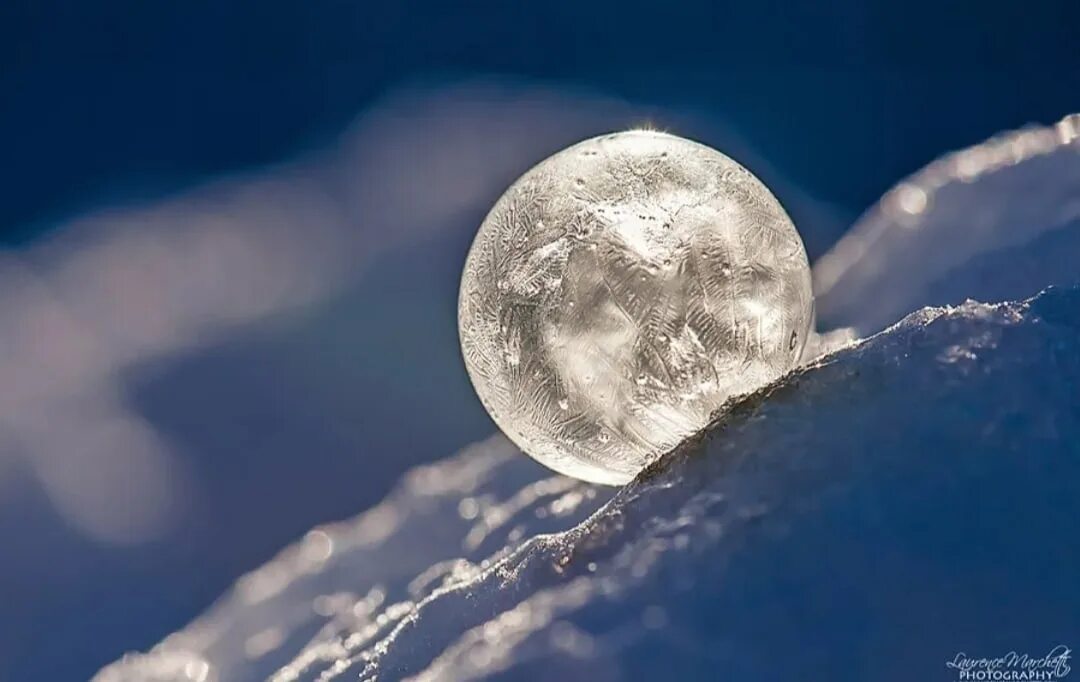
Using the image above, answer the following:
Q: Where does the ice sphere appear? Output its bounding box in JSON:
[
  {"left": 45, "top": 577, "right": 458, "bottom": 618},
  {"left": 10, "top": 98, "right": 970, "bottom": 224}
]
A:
[{"left": 459, "top": 131, "right": 813, "bottom": 484}]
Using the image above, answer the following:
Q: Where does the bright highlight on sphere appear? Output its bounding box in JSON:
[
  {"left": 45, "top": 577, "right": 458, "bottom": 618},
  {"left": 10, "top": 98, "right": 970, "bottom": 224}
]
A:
[{"left": 459, "top": 131, "right": 813, "bottom": 484}]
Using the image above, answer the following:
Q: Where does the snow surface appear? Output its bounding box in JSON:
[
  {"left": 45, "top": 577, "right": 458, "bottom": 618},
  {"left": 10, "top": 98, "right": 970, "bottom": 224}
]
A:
[{"left": 97, "top": 116, "right": 1080, "bottom": 681}]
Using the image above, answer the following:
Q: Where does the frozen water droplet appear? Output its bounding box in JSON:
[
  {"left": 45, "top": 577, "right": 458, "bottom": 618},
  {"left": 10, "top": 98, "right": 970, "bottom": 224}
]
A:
[{"left": 458, "top": 131, "right": 813, "bottom": 484}]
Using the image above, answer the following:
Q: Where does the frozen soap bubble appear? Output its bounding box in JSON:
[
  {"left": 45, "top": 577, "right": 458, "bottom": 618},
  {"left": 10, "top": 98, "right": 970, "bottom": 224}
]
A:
[{"left": 459, "top": 131, "right": 813, "bottom": 484}]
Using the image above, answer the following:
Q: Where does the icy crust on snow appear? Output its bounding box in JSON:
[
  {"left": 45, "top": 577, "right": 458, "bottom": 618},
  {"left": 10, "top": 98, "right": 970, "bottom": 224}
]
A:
[
  {"left": 97, "top": 285, "right": 1080, "bottom": 681},
  {"left": 814, "top": 113, "right": 1080, "bottom": 334},
  {"left": 95, "top": 436, "right": 613, "bottom": 682}
]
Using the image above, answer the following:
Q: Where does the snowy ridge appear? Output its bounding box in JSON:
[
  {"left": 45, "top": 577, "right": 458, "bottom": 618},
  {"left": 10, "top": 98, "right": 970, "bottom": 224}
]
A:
[
  {"left": 98, "top": 113, "right": 1080, "bottom": 681},
  {"left": 97, "top": 285, "right": 1080, "bottom": 681},
  {"left": 813, "top": 113, "right": 1080, "bottom": 333}
]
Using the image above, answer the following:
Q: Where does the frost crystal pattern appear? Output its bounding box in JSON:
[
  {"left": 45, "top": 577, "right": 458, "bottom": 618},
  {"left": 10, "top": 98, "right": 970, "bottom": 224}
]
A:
[{"left": 459, "top": 131, "right": 813, "bottom": 483}]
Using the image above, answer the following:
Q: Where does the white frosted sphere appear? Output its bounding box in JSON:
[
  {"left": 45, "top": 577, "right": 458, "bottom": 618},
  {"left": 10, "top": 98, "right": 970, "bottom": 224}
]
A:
[{"left": 459, "top": 131, "right": 813, "bottom": 484}]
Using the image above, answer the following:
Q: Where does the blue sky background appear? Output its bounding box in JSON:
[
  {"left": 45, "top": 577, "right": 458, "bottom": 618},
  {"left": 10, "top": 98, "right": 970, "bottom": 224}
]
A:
[{"left": 4, "top": 0, "right": 1079, "bottom": 246}]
